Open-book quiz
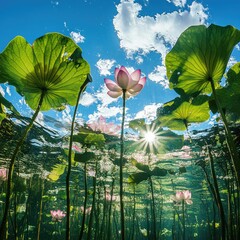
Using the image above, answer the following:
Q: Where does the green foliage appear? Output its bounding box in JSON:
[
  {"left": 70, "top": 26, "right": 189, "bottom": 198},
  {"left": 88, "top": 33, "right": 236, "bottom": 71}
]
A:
[
  {"left": 158, "top": 96, "right": 210, "bottom": 130},
  {"left": 166, "top": 24, "right": 240, "bottom": 96},
  {"left": 73, "top": 132, "right": 105, "bottom": 148},
  {"left": 0, "top": 33, "right": 91, "bottom": 111},
  {"left": 74, "top": 151, "right": 95, "bottom": 163},
  {"left": 47, "top": 163, "right": 66, "bottom": 182}
]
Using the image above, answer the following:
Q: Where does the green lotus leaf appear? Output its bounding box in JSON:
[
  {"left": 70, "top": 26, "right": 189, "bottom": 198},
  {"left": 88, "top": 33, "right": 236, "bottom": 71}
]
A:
[
  {"left": 0, "top": 113, "right": 6, "bottom": 124},
  {"left": 72, "top": 132, "right": 105, "bottom": 148},
  {"left": 0, "top": 33, "right": 91, "bottom": 111},
  {"left": 128, "top": 172, "right": 150, "bottom": 184},
  {"left": 74, "top": 152, "right": 95, "bottom": 163},
  {"left": 158, "top": 96, "right": 210, "bottom": 130},
  {"left": 131, "top": 158, "right": 150, "bottom": 173},
  {"left": 150, "top": 167, "right": 168, "bottom": 177},
  {"left": 209, "top": 63, "right": 240, "bottom": 117},
  {"left": 47, "top": 163, "right": 66, "bottom": 182},
  {"left": 166, "top": 24, "right": 240, "bottom": 95}
]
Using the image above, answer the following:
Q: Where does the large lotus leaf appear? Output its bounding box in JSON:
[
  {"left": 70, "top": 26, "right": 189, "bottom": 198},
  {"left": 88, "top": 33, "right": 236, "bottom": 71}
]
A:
[
  {"left": 151, "top": 167, "right": 168, "bottom": 177},
  {"left": 72, "top": 132, "right": 105, "bottom": 148},
  {"left": 156, "top": 129, "right": 184, "bottom": 152},
  {"left": 74, "top": 152, "right": 95, "bottom": 163},
  {"left": 209, "top": 63, "right": 240, "bottom": 116},
  {"left": 47, "top": 164, "right": 66, "bottom": 182},
  {"left": 0, "top": 33, "right": 91, "bottom": 111},
  {"left": 128, "top": 172, "right": 150, "bottom": 184},
  {"left": 131, "top": 158, "right": 150, "bottom": 173},
  {"left": 166, "top": 24, "right": 240, "bottom": 95},
  {"left": 158, "top": 97, "right": 210, "bottom": 130}
]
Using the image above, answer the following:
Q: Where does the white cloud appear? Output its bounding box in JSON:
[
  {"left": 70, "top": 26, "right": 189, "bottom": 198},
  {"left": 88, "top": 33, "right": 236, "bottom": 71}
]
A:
[
  {"left": 0, "top": 86, "right": 5, "bottom": 96},
  {"left": 166, "top": 0, "right": 187, "bottom": 8},
  {"left": 96, "top": 59, "right": 116, "bottom": 76},
  {"left": 79, "top": 92, "right": 96, "bottom": 106},
  {"left": 88, "top": 105, "right": 123, "bottom": 121},
  {"left": 95, "top": 84, "right": 119, "bottom": 106},
  {"left": 134, "top": 103, "right": 162, "bottom": 122},
  {"left": 6, "top": 86, "right": 11, "bottom": 96},
  {"left": 148, "top": 65, "right": 169, "bottom": 88},
  {"left": 70, "top": 31, "right": 85, "bottom": 43},
  {"left": 113, "top": 0, "right": 208, "bottom": 62}
]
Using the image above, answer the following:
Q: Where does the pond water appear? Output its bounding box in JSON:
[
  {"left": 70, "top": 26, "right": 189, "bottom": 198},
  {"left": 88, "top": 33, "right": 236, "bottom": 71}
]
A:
[{"left": 0, "top": 114, "right": 239, "bottom": 240}]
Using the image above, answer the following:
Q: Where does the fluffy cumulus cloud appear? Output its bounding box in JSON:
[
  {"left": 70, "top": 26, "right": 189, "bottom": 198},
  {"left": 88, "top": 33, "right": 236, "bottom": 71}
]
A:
[
  {"left": 113, "top": 0, "right": 208, "bottom": 61},
  {"left": 79, "top": 92, "right": 96, "bottom": 106},
  {"left": 88, "top": 105, "right": 123, "bottom": 121},
  {"left": 148, "top": 65, "right": 169, "bottom": 88},
  {"left": 0, "top": 86, "right": 5, "bottom": 96},
  {"left": 70, "top": 31, "right": 85, "bottom": 43},
  {"left": 96, "top": 59, "right": 116, "bottom": 76},
  {"left": 167, "top": 0, "right": 187, "bottom": 8},
  {"left": 134, "top": 103, "right": 162, "bottom": 122}
]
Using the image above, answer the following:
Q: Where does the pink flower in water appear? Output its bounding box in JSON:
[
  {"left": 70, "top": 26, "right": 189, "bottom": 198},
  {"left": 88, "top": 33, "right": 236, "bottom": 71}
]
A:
[
  {"left": 87, "top": 116, "right": 121, "bottom": 136},
  {"left": 80, "top": 206, "right": 92, "bottom": 215},
  {"left": 0, "top": 168, "right": 8, "bottom": 183},
  {"left": 105, "top": 191, "right": 117, "bottom": 201},
  {"left": 172, "top": 190, "right": 193, "bottom": 205},
  {"left": 50, "top": 210, "right": 66, "bottom": 222},
  {"left": 104, "top": 66, "right": 146, "bottom": 99}
]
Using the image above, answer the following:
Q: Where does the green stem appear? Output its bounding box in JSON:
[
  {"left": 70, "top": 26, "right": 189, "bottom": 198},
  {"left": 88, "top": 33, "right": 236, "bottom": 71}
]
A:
[
  {"left": 210, "top": 78, "right": 240, "bottom": 183},
  {"left": 0, "top": 91, "right": 45, "bottom": 240},
  {"left": 149, "top": 176, "right": 157, "bottom": 240},
  {"left": 182, "top": 200, "right": 185, "bottom": 240},
  {"left": 120, "top": 90, "right": 126, "bottom": 240},
  {"left": 66, "top": 75, "right": 91, "bottom": 240},
  {"left": 79, "top": 162, "right": 88, "bottom": 240},
  {"left": 208, "top": 145, "right": 227, "bottom": 239}
]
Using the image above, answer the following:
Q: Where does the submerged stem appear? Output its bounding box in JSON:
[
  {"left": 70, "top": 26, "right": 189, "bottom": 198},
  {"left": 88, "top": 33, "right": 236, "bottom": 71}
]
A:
[
  {"left": 0, "top": 91, "right": 45, "bottom": 240},
  {"left": 66, "top": 75, "right": 91, "bottom": 240},
  {"left": 210, "top": 78, "right": 240, "bottom": 184}
]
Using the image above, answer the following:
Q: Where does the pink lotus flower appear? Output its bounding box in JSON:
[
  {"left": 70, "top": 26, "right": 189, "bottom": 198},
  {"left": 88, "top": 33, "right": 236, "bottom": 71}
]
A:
[
  {"left": 104, "top": 66, "right": 146, "bottom": 99},
  {"left": 87, "top": 116, "right": 121, "bottom": 136},
  {"left": 0, "top": 168, "right": 8, "bottom": 183},
  {"left": 105, "top": 191, "right": 117, "bottom": 201},
  {"left": 50, "top": 210, "right": 66, "bottom": 222},
  {"left": 172, "top": 190, "right": 193, "bottom": 205},
  {"left": 80, "top": 206, "right": 92, "bottom": 215}
]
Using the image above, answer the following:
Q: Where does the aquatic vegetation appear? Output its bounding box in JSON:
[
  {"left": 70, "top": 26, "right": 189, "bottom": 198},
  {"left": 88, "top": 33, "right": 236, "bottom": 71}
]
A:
[
  {"left": 0, "top": 23, "right": 240, "bottom": 240},
  {"left": 50, "top": 210, "right": 66, "bottom": 222},
  {"left": 104, "top": 66, "right": 146, "bottom": 240},
  {"left": 172, "top": 190, "right": 193, "bottom": 205},
  {"left": 104, "top": 66, "right": 146, "bottom": 99},
  {"left": 0, "top": 168, "right": 7, "bottom": 183},
  {"left": 87, "top": 116, "right": 121, "bottom": 136},
  {"left": 0, "top": 32, "right": 91, "bottom": 239}
]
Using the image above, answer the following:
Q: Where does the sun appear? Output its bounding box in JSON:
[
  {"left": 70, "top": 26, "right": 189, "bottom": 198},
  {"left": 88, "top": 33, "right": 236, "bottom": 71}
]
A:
[{"left": 144, "top": 131, "right": 156, "bottom": 143}]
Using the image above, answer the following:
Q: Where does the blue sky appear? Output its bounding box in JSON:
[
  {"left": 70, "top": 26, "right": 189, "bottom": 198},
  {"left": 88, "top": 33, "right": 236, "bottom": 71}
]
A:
[{"left": 1, "top": 0, "right": 240, "bottom": 132}]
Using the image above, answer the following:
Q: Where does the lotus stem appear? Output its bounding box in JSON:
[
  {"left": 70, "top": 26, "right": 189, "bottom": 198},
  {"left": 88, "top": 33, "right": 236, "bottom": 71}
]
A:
[
  {"left": 120, "top": 89, "right": 126, "bottom": 240},
  {"left": 208, "top": 145, "right": 227, "bottom": 239},
  {"left": 0, "top": 91, "right": 45, "bottom": 240},
  {"left": 66, "top": 75, "right": 91, "bottom": 240},
  {"left": 149, "top": 176, "right": 157, "bottom": 240},
  {"left": 210, "top": 78, "right": 240, "bottom": 184},
  {"left": 79, "top": 162, "right": 88, "bottom": 240}
]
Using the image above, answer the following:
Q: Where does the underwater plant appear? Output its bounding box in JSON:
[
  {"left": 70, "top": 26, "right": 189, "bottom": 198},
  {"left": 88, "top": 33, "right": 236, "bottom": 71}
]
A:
[
  {"left": 104, "top": 66, "right": 146, "bottom": 240},
  {"left": 0, "top": 32, "right": 91, "bottom": 239},
  {"left": 50, "top": 210, "right": 66, "bottom": 222},
  {"left": 165, "top": 24, "right": 240, "bottom": 183},
  {"left": 172, "top": 190, "right": 193, "bottom": 240},
  {"left": 0, "top": 168, "right": 8, "bottom": 184}
]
